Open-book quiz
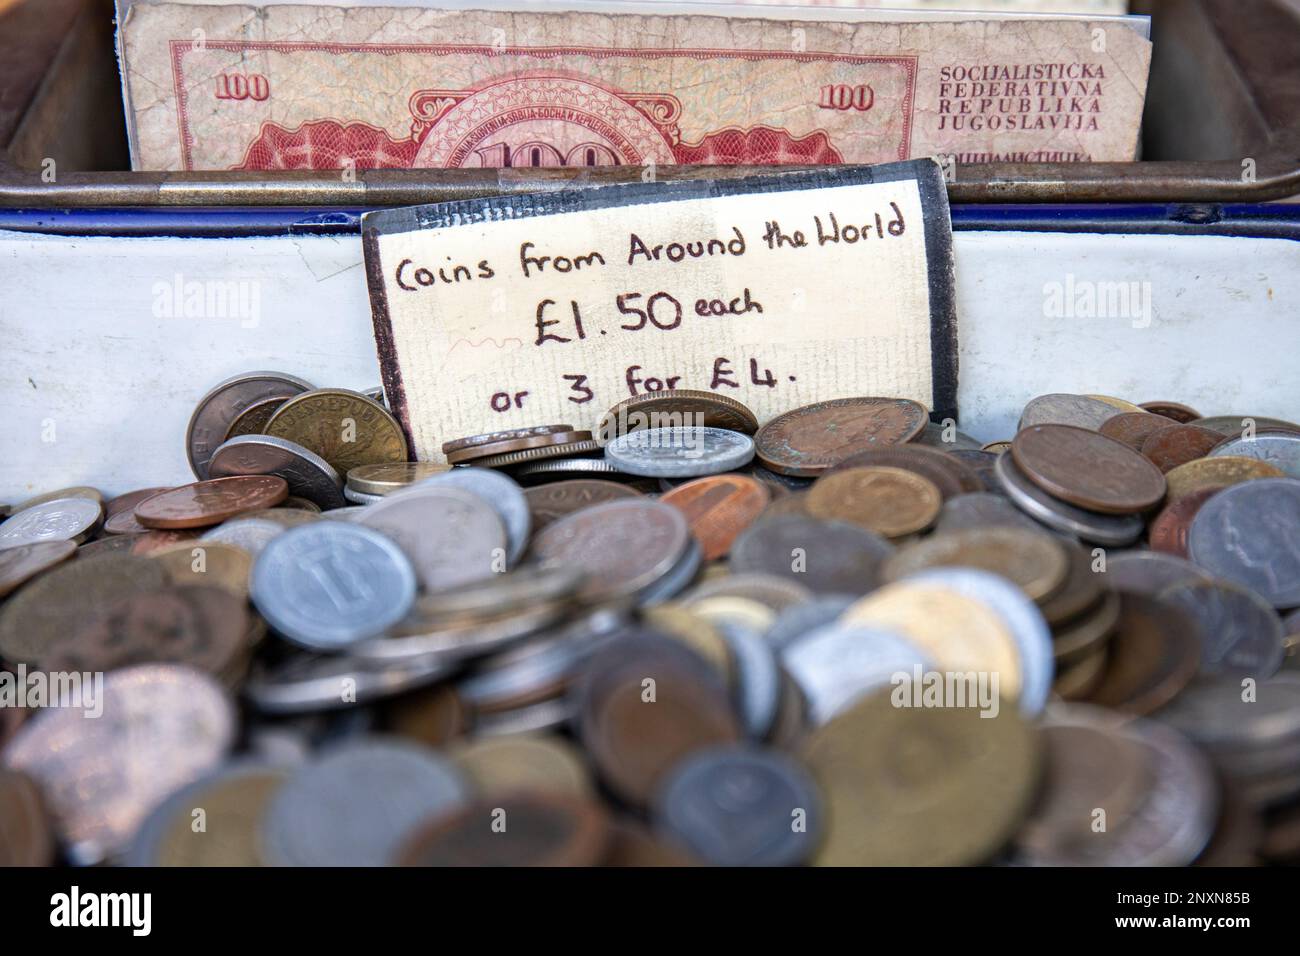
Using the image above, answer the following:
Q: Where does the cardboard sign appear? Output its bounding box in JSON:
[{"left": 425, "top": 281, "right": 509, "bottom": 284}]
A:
[{"left": 363, "top": 160, "right": 956, "bottom": 462}]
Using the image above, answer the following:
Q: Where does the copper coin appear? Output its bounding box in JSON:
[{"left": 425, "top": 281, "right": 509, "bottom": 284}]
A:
[
  {"left": 103, "top": 507, "right": 150, "bottom": 535},
  {"left": 602, "top": 819, "right": 701, "bottom": 866},
  {"left": 754, "top": 398, "right": 929, "bottom": 477},
  {"left": 1012, "top": 425, "right": 1166, "bottom": 514},
  {"left": 186, "top": 371, "right": 314, "bottom": 479},
  {"left": 43, "top": 585, "right": 252, "bottom": 679},
  {"left": 1148, "top": 487, "right": 1223, "bottom": 558},
  {"left": 134, "top": 476, "right": 289, "bottom": 529},
  {"left": 1098, "top": 412, "right": 1169, "bottom": 452},
  {"left": 104, "top": 487, "right": 171, "bottom": 519},
  {"left": 806, "top": 466, "right": 941, "bottom": 537},
  {"left": 523, "top": 479, "right": 642, "bottom": 534},
  {"left": 1140, "top": 424, "right": 1225, "bottom": 473},
  {"left": 396, "top": 794, "right": 609, "bottom": 866},
  {"left": 577, "top": 633, "right": 741, "bottom": 807},
  {"left": 0, "top": 540, "right": 76, "bottom": 598},
  {"left": 826, "top": 444, "right": 983, "bottom": 499},
  {"left": 223, "top": 395, "right": 290, "bottom": 440},
  {"left": 1140, "top": 401, "right": 1202, "bottom": 424},
  {"left": 599, "top": 390, "right": 758, "bottom": 439},
  {"left": 0, "top": 770, "right": 55, "bottom": 866},
  {"left": 446, "top": 429, "right": 592, "bottom": 465},
  {"left": 442, "top": 424, "right": 575, "bottom": 455},
  {"left": 1089, "top": 593, "right": 1201, "bottom": 714},
  {"left": 130, "top": 529, "right": 203, "bottom": 555},
  {"left": 660, "top": 475, "right": 771, "bottom": 561}
]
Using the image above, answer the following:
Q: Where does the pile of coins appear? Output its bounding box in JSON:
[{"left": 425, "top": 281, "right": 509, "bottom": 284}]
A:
[{"left": 1, "top": 376, "right": 1298, "bottom": 866}]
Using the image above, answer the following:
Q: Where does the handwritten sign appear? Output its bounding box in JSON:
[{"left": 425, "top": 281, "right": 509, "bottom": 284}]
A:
[{"left": 363, "top": 161, "right": 957, "bottom": 462}]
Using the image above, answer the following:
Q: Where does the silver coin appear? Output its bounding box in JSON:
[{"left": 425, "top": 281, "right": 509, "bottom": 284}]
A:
[
  {"left": 244, "top": 651, "right": 454, "bottom": 714},
  {"left": 1102, "top": 550, "right": 1212, "bottom": 596},
  {"left": 638, "top": 537, "right": 703, "bottom": 605},
  {"left": 260, "top": 738, "right": 470, "bottom": 866},
  {"left": 250, "top": 522, "right": 417, "bottom": 650},
  {"left": 1157, "top": 674, "right": 1300, "bottom": 749},
  {"left": 994, "top": 452, "right": 1143, "bottom": 546},
  {"left": 934, "top": 491, "right": 1043, "bottom": 534},
  {"left": 605, "top": 427, "right": 755, "bottom": 478},
  {"left": 319, "top": 506, "right": 367, "bottom": 521},
  {"left": 717, "top": 621, "right": 782, "bottom": 739},
  {"left": 200, "top": 516, "right": 288, "bottom": 555},
  {"left": 730, "top": 515, "right": 894, "bottom": 596},
  {"left": 0, "top": 497, "right": 102, "bottom": 549},
  {"left": 207, "top": 434, "right": 347, "bottom": 510},
  {"left": 416, "top": 468, "right": 530, "bottom": 566},
  {"left": 765, "top": 595, "right": 857, "bottom": 650},
  {"left": 683, "top": 572, "right": 813, "bottom": 613},
  {"left": 344, "top": 486, "right": 385, "bottom": 505},
  {"left": 3, "top": 664, "right": 234, "bottom": 865},
  {"left": 1018, "top": 393, "right": 1123, "bottom": 431},
  {"left": 186, "top": 370, "right": 314, "bottom": 479},
  {"left": 1209, "top": 432, "right": 1300, "bottom": 478},
  {"left": 511, "top": 457, "right": 631, "bottom": 480},
  {"left": 905, "top": 567, "right": 1054, "bottom": 716},
  {"left": 654, "top": 745, "right": 822, "bottom": 867},
  {"left": 781, "top": 623, "right": 930, "bottom": 725},
  {"left": 475, "top": 696, "right": 575, "bottom": 736},
  {"left": 357, "top": 485, "right": 506, "bottom": 592},
  {"left": 1188, "top": 478, "right": 1300, "bottom": 608},
  {"left": 362, "top": 386, "right": 387, "bottom": 406},
  {"left": 352, "top": 601, "right": 567, "bottom": 666},
  {"left": 1160, "top": 580, "right": 1284, "bottom": 678}
]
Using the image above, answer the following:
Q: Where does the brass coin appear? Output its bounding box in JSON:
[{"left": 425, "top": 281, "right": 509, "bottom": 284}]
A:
[
  {"left": 687, "top": 596, "right": 778, "bottom": 634},
  {"left": 882, "top": 527, "right": 1069, "bottom": 603},
  {"left": 843, "top": 582, "right": 1023, "bottom": 700},
  {"left": 449, "top": 735, "right": 591, "bottom": 799},
  {"left": 146, "top": 766, "right": 288, "bottom": 866},
  {"left": 223, "top": 396, "right": 289, "bottom": 441},
  {"left": 806, "top": 466, "right": 941, "bottom": 538},
  {"left": 148, "top": 541, "right": 253, "bottom": 598},
  {"left": 982, "top": 440, "right": 1012, "bottom": 453},
  {"left": 1164, "top": 456, "right": 1284, "bottom": 501},
  {"left": 599, "top": 390, "right": 759, "bottom": 439},
  {"left": 15, "top": 486, "right": 102, "bottom": 510},
  {"left": 681, "top": 572, "right": 813, "bottom": 613},
  {"left": 754, "top": 398, "right": 929, "bottom": 477},
  {"left": 266, "top": 388, "right": 408, "bottom": 476},
  {"left": 346, "top": 462, "right": 451, "bottom": 496},
  {"left": 0, "top": 554, "right": 168, "bottom": 667},
  {"left": 802, "top": 690, "right": 1041, "bottom": 866},
  {"left": 446, "top": 430, "right": 593, "bottom": 465},
  {"left": 0, "top": 540, "right": 76, "bottom": 598},
  {"left": 660, "top": 474, "right": 770, "bottom": 561}
]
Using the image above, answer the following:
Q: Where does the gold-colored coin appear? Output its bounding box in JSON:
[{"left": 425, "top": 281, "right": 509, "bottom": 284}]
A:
[
  {"left": 842, "top": 582, "right": 1023, "bottom": 701},
  {"left": 153, "top": 768, "right": 288, "bottom": 866},
  {"left": 1085, "top": 394, "right": 1148, "bottom": 415},
  {"left": 807, "top": 466, "right": 941, "bottom": 538},
  {"left": 16, "top": 486, "right": 102, "bottom": 510},
  {"left": 450, "top": 735, "right": 591, "bottom": 799},
  {"left": 346, "top": 462, "right": 451, "bottom": 495},
  {"left": 882, "top": 527, "right": 1069, "bottom": 603},
  {"left": 802, "top": 689, "right": 1041, "bottom": 865},
  {"left": 642, "top": 603, "right": 734, "bottom": 684},
  {"left": 686, "top": 596, "right": 777, "bottom": 634},
  {"left": 148, "top": 541, "right": 253, "bottom": 599},
  {"left": 265, "top": 388, "right": 407, "bottom": 476},
  {"left": 1164, "top": 455, "right": 1284, "bottom": 501},
  {"left": 982, "top": 440, "right": 1012, "bottom": 453}
]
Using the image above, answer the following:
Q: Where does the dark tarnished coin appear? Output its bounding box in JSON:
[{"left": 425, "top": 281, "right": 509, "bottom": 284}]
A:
[
  {"left": 346, "top": 462, "right": 450, "bottom": 495},
  {"left": 1099, "top": 412, "right": 1169, "bottom": 451},
  {"left": 754, "top": 398, "right": 929, "bottom": 477},
  {"left": 265, "top": 388, "right": 408, "bottom": 476},
  {"left": 533, "top": 500, "right": 689, "bottom": 602},
  {"left": 577, "top": 633, "right": 741, "bottom": 807},
  {"left": 1039, "top": 540, "right": 1105, "bottom": 627},
  {"left": 523, "top": 479, "right": 642, "bottom": 534},
  {"left": 660, "top": 475, "right": 770, "bottom": 561},
  {"left": 1140, "top": 401, "right": 1201, "bottom": 423},
  {"left": 397, "top": 794, "right": 609, "bottom": 866},
  {"left": 1018, "top": 393, "right": 1122, "bottom": 431},
  {"left": 654, "top": 746, "right": 821, "bottom": 867},
  {"left": 135, "top": 476, "right": 289, "bottom": 529},
  {"left": 1103, "top": 550, "right": 1212, "bottom": 596},
  {"left": 447, "top": 429, "right": 593, "bottom": 465},
  {"left": 1191, "top": 415, "right": 1300, "bottom": 437},
  {"left": 0, "top": 554, "right": 168, "bottom": 667},
  {"left": 1148, "top": 487, "right": 1222, "bottom": 558},
  {"left": 883, "top": 526, "right": 1068, "bottom": 602},
  {"left": 1013, "top": 425, "right": 1166, "bottom": 514},
  {"left": 599, "top": 390, "right": 759, "bottom": 440},
  {"left": 1090, "top": 593, "right": 1201, "bottom": 715},
  {"left": 995, "top": 453, "right": 1143, "bottom": 545},
  {"left": 0, "top": 540, "right": 76, "bottom": 598},
  {"left": 944, "top": 449, "right": 1002, "bottom": 493},
  {"left": 934, "top": 492, "right": 1042, "bottom": 535},
  {"left": 1160, "top": 580, "right": 1284, "bottom": 678},
  {"left": 909, "top": 420, "right": 983, "bottom": 451},
  {"left": 807, "top": 466, "right": 941, "bottom": 538},
  {"left": 0, "top": 770, "right": 54, "bottom": 866},
  {"left": 186, "top": 371, "right": 313, "bottom": 479},
  {"left": 208, "top": 434, "right": 347, "bottom": 510},
  {"left": 443, "top": 424, "right": 575, "bottom": 455},
  {"left": 1051, "top": 590, "right": 1120, "bottom": 667},
  {"left": 826, "top": 444, "right": 982, "bottom": 499},
  {"left": 222, "top": 395, "right": 289, "bottom": 440},
  {"left": 1140, "top": 424, "right": 1225, "bottom": 473},
  {"left": 729, "top": 514, "right": 894, "bottom": 596},
  {"left": 1188, "top": 478, "right": 1300, "bottom": 608}
]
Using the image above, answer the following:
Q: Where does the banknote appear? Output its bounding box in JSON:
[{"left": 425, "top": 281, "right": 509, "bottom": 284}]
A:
[{"left": 118, "top": 1, "right": 1151, "bottom": 171}]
